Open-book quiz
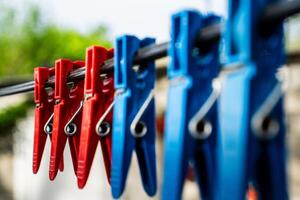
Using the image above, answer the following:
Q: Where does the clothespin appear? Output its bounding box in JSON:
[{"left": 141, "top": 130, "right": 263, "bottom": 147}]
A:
[
  {"left": 33, "top": 67, "right": 64, "bottom": 174},
  {"left": 49, "top": 59, "right": 85, "bottom": 180},
  {"left": 217, "top": 0, "right": 288, "bottom": 199},
  {"left": 111, "top": 35, "right": 157, "bottom": 198},
  {"left": 77, "top": 46, "right": 114, "bottom": 188},
  {"left": 162, "top": 11, "right": 220, "bottom": 200}
]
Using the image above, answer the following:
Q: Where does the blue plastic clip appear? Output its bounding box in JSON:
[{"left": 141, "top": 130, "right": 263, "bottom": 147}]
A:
[
  {"left": 217, "top": 0, "right": 288, "bottom": 199},
  {"left": 162, "top": 11, "right": 220, "bottom": 200},
  {"left": 111, "top": 35, "right": 157, "bottom": 198}
]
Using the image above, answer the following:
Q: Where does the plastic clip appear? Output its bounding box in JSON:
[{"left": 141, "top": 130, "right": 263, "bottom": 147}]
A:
[
  {"left": 33, "top": 67, "right": 64, "bottom": 174},
  {"left": 111, "top": 35, "right": 157, "bottom": 198},
  {"left": 77, "top": 46, "right": 114, "bottom": 188},
  {"left": 49, "top": 59, "right": 85, "bottom": 180},
  {"left": 217, "top": 0, "right": 288, "bottom": 199},
  {"left": 162, "top": 11, "right": 220, "bottom": 200}
]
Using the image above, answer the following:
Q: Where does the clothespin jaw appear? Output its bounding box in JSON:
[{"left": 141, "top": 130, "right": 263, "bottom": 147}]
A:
[
  {"left": 111, "top": 35, "right": 157, "bottom": 198},
  {"left": 33, "top": 67, "right": 64, "bottom": 174},
  {"left": 49, "top": 59, "right": 85, "bottom": 180},
  {"left": 77, "top": 46, "right": 114, "bottom": 189},
  {"left": 162, "top": 10, "right": 220, "bottom": 200},
  {"left": 217, "top": 0, "right": 287, "bottom": 199}
]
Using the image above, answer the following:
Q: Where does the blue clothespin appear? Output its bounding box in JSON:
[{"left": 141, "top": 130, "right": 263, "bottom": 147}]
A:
[
  {"left": 111, "top": 35, "right": 157, "bottom": 198},
  {"left": 162, "top": 10, "right": 220, "bottom": 200},
  {"left": 217, "top": 0, "right": 288, "bottom": 199}
]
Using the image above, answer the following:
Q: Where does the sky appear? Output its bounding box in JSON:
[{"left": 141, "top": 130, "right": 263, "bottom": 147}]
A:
[
  {"left": 17, "top": 0, "right": 227, "bottom": 42},
  {"left": 5, "top": 0, "right": 300, "bottom": 48}
]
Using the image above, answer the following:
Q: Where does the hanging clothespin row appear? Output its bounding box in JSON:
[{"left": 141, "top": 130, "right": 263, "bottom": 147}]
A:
[
  {"left": 33, "top": 67, "right": 64, "bottom": 174},
  {"left": 217, "top": 0, "right": 288, "bottom": 199},
  {"left": 111, "top": 35, "right": 157, "bottom": 198},
  {"left": 162, "top": 10, "right": 221, "bottom": 200},
  {"left": 77, "top": 46, "right": 114, "bottom": 188},
  {"left": 49, "top": 59, "right": 85, "bottom": 180}
]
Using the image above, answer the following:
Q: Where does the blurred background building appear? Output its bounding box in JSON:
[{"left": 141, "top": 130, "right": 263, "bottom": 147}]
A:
[{"left": 0, "top": 0, "right": 299, "bottom": 199}]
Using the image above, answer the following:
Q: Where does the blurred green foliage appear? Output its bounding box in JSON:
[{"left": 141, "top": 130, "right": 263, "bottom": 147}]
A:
[
  {"left": 0, "top": 98, "right": 32, "bottom": 132},
  {"left": 0, "top": 98, "right": 33, "bottom": 152},
  {"left": 0, "top": 3, "right": 112, "bottom": 77}
]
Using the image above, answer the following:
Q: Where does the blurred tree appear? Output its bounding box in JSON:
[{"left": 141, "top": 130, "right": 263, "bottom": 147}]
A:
[{"left": 0, "top": 3, "right": 112, "bottom": 77}]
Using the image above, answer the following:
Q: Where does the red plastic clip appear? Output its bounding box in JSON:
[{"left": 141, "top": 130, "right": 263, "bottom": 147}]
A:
[
  {"left": 33, "top": 67, "right": 64, "bottom": 174},
  {"left": 49, "top": 59, "right": 85, "bottom": 180},
  {"left": 77, "top": 46, "right": 114, "bottom": 188}
]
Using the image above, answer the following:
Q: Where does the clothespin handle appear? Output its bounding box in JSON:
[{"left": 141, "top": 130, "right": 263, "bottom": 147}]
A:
[
  {"left": 34, "top": 67, "right": 52, "bottom": 104},
  {"left": 84, "top": 46, "right": 111, "bottom": 95}
]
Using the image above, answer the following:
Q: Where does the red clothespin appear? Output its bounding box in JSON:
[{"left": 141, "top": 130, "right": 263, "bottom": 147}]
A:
[
  {"left": 33, "top": 67, "right": 64, "bottom": 174},
  {"left": 49, "top": 59, "right": 85, "bottom": 180},
  {"left": 77, "top": 46, "right": 114, "bottom": 188}
]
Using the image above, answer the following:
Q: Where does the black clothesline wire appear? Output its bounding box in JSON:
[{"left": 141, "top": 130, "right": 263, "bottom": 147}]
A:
[{"left": 0, "top": 0, "right": 300, "bottom": 97}]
